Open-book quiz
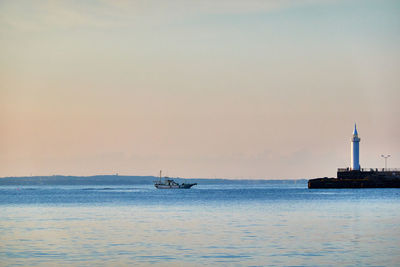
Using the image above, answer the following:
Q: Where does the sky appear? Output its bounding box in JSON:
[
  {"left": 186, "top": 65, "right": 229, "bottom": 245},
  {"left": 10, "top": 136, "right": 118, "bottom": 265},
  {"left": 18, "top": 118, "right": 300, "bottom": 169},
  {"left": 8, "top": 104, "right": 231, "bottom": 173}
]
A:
[{"left": 1, "top": 0, "right": 399, "bottom": 179}]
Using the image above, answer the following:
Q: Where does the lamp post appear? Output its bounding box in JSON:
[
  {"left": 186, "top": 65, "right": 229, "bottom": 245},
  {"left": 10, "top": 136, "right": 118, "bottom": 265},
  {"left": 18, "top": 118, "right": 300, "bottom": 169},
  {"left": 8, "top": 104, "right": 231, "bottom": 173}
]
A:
[{"left": 381, "top": 155, "right": 391, "bottom": 170}]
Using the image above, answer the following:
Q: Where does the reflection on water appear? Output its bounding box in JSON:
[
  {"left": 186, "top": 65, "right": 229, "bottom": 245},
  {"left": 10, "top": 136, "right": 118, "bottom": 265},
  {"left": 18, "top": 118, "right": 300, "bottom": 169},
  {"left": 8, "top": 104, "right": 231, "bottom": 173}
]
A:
[{"left": 1, "top": 184, "right": 400, "bottom": 266}]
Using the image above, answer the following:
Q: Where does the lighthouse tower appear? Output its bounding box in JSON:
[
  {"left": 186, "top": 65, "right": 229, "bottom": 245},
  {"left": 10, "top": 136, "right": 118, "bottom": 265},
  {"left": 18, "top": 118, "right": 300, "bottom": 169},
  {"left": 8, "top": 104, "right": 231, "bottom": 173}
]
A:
[{"left": 351, "top": 124, "right": 360, "bottom": 170}]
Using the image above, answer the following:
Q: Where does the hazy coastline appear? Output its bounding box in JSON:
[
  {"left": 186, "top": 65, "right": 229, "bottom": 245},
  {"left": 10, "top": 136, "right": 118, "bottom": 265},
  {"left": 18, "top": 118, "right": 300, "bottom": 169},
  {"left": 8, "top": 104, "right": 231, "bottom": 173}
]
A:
[{"left": 0, "top": 175, "right": 307, "bottom": 186}]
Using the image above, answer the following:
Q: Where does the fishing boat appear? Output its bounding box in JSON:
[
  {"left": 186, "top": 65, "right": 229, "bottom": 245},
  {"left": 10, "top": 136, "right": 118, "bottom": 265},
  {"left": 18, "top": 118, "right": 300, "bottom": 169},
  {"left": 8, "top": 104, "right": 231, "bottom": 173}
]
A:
[{"left": 154, "top": 171, "right": 197, "bottom": 189}]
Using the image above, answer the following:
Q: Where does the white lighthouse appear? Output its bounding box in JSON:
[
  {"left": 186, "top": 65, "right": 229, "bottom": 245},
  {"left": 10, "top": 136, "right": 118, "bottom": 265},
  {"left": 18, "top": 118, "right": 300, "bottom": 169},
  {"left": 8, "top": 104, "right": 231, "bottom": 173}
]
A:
[{"left": 351, "top": 124, "right": 360, "bottom": 170}]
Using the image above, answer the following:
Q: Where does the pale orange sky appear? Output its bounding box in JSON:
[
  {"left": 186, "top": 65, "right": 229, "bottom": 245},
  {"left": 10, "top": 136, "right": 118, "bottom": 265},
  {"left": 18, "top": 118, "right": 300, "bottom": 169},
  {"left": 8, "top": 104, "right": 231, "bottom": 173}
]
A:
[{"left": 1, "top": 0, "right": 399, "bottom": 178}]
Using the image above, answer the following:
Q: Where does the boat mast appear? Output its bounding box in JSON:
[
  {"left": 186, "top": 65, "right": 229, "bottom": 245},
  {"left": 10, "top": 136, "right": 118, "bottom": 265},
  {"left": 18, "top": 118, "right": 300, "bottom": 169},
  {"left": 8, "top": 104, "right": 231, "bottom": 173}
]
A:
[{"left": 159, "top": 170, "right": 162, "bottom": 183}]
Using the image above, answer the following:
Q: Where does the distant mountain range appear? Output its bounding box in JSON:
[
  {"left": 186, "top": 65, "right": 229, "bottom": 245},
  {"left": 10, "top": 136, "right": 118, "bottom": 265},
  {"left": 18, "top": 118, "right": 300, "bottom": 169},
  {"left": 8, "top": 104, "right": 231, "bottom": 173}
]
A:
[{"left": 0, "top": 175, "right": 307, "bottom": 186}]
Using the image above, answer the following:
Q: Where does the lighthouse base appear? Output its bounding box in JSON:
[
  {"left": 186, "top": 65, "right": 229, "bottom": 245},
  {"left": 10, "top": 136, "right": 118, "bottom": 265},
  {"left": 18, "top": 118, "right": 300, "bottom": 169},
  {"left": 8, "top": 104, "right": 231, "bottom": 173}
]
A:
[{"left": 308, "top": 169, "right": 400, "bottom": 189}]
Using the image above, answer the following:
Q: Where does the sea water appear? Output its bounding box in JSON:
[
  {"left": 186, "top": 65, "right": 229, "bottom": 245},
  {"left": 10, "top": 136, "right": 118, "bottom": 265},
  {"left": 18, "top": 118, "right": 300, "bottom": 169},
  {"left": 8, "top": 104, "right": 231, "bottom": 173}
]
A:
[{"left": 1, "top": 182, "right": 399, "bottom": 266}]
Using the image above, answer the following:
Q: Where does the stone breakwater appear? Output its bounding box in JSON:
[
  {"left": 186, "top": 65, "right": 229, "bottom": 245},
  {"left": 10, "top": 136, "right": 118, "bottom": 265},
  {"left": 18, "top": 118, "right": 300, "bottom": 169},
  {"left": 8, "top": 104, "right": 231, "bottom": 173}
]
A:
[{"left": 308, "top": 170, "right": 400, "bottom": 189}]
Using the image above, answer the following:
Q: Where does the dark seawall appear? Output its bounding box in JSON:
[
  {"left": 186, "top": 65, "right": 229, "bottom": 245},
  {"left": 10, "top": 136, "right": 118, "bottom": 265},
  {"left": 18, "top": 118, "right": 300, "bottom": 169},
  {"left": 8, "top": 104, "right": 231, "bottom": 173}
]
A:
[{"left": 309, "top": 170, "right": 400, "bottom": 189}]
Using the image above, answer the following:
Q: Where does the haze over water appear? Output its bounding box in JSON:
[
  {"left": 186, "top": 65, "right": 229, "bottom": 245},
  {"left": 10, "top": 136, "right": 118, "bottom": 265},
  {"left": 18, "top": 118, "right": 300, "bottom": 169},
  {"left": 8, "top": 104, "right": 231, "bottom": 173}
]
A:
[
  {"left": 1, "top": 181, "right": 399, "bottom": 266},
  {"left": 1, "top": 0, "right": 399, "bottom": 178}
]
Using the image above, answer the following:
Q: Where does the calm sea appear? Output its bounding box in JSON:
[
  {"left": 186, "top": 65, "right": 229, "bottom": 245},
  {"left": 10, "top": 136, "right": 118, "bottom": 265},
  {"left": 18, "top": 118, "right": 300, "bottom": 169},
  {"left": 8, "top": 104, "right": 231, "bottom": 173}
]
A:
[{"left": 1, "top": 182, "right": 399, "bottom": 266}]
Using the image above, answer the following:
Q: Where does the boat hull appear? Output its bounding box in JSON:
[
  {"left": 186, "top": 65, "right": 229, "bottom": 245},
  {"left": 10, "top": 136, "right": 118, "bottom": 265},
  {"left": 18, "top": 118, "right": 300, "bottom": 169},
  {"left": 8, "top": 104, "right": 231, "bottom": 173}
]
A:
[{"left": 154, "top": 183, "right": 197, "bottom": 189}]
